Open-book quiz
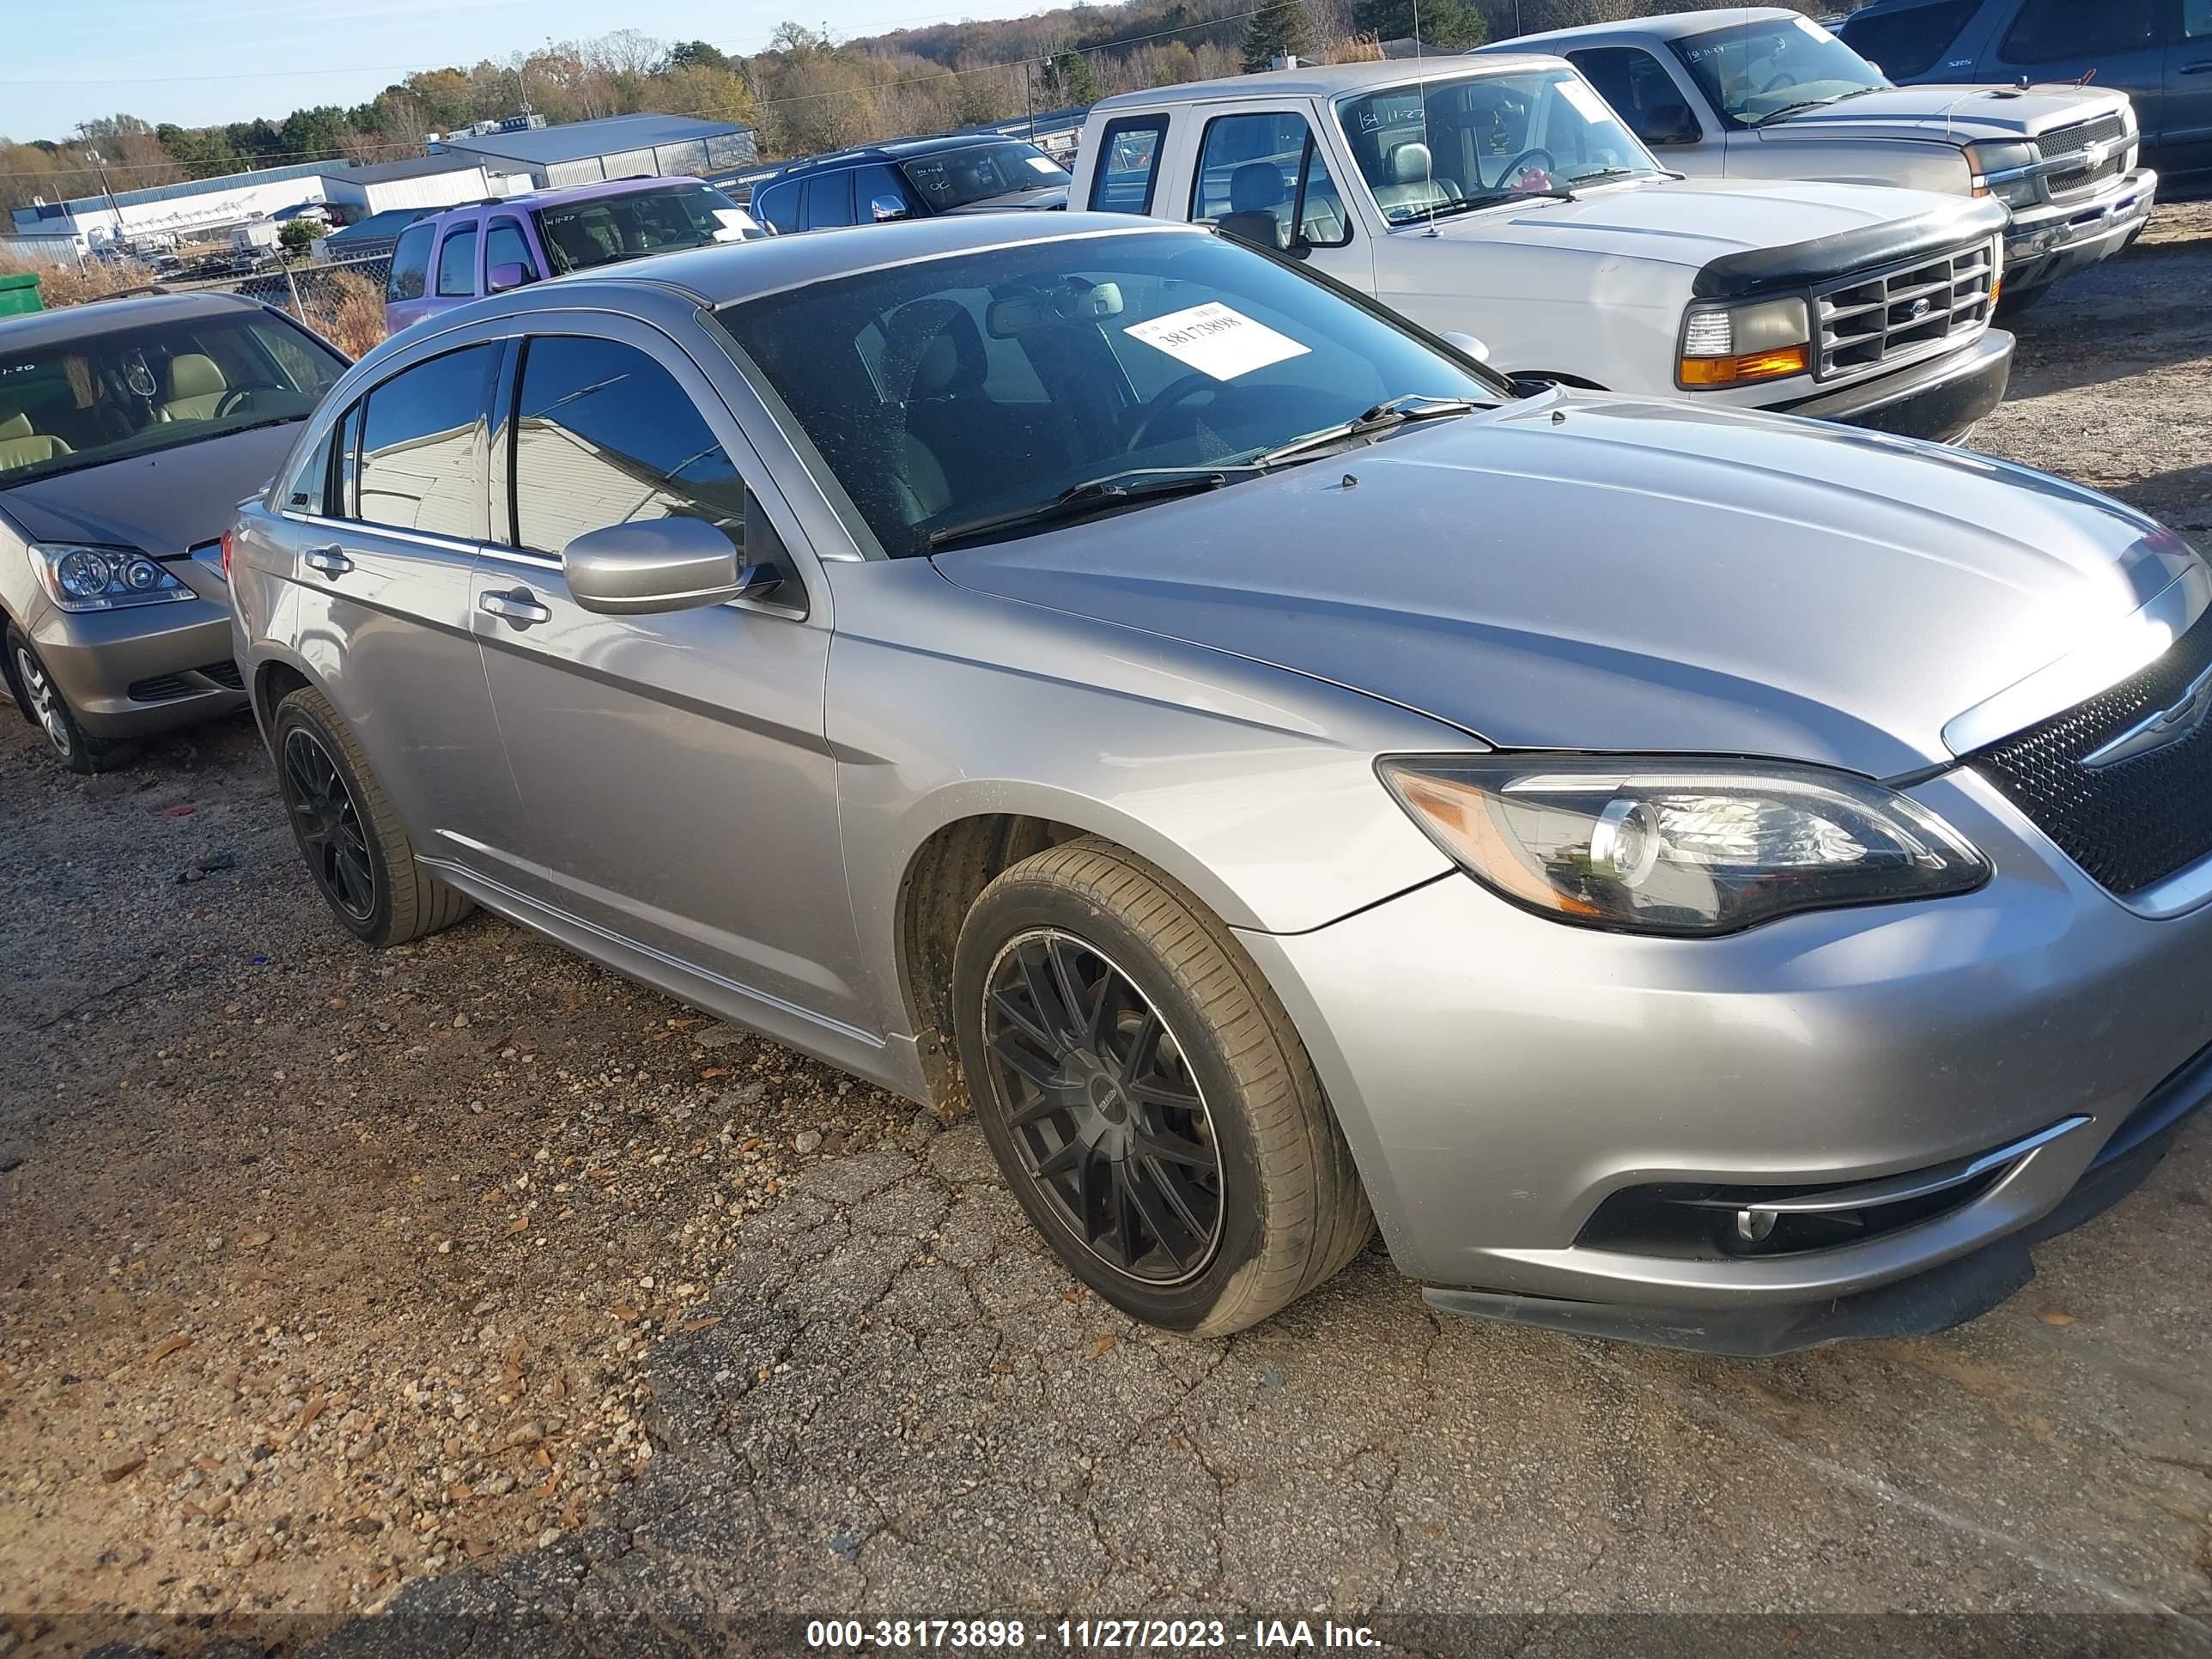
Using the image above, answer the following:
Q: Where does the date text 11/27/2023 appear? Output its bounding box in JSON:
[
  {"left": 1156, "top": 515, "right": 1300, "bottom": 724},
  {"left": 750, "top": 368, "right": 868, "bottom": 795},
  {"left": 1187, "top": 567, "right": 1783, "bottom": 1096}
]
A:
[{"left": 804, "top": 1618, "right": 1383, "bottom": 1649}]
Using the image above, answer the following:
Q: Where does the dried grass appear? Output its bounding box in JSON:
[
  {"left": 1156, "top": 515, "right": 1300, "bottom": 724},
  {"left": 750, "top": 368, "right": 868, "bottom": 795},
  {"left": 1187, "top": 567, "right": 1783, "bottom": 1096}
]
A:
[
  {"left": 300, "top": 269, "right": 388, "bottom": 359},
  {"left": 0, "top": 252, "right": 155, "bottom": 310}
]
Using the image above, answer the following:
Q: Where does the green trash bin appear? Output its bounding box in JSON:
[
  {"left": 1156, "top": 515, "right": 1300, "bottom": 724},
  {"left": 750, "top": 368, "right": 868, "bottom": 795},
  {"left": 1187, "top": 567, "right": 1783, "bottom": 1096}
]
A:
[{"left": 0, "top": 270, "right": 43, "bottom": 316}]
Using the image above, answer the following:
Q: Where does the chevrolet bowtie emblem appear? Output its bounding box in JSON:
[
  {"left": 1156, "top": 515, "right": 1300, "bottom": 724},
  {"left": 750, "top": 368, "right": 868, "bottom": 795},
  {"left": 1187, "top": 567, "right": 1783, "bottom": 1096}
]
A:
[{"left": 2082, "top": 660, "right": 2212, "bottom": 769}]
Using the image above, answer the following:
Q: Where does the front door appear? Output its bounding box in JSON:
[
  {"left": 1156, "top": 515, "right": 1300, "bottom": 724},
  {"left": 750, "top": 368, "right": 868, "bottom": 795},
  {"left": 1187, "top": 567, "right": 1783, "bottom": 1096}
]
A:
[
  {"left": 2166, "top": 0, "right": 2212, "bottom": 171},
  {"left": 466, "top": 317, "right": 869, "bottom": 1032},
  {"left": 1190, "top": 106, "right": 1376, "bottom": 293},
  {"left": 276, "top": 337, "right": 521, "bottom": 860}
]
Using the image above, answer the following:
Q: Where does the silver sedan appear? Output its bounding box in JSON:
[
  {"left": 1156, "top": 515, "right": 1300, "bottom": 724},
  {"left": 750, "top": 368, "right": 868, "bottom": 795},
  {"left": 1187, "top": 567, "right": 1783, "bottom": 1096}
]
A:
[{"left": 229, "top": 214, "right": 2212, "bottom": 1353}]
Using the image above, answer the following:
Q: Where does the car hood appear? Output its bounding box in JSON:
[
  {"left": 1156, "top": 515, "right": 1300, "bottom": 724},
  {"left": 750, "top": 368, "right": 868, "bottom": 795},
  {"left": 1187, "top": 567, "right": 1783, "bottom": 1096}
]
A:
[
  {"left": 1764, "top": 84, "right": 2134, "bottom": 148},
  {"left": 1424, "top": 177, "right": 1979, "bottom": 270},
  {"left": 0, "top": 421, "right": 300, "bottom": 554},
  {"left": 932, "top": 394, "right": 2197, "bottom": 776}
]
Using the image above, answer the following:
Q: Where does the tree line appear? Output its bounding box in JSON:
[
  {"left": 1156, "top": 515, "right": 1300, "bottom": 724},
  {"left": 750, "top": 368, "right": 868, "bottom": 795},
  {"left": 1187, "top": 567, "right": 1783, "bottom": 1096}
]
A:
[{"left": 3, "top": 0, "right": 1821, "bottom": 216}]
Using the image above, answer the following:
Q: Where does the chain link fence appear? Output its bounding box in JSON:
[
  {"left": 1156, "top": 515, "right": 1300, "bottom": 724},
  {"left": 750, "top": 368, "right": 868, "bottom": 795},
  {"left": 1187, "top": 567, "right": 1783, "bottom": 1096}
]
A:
[{"left": 125, "top": 253, "right": 393, "bottom": 356}]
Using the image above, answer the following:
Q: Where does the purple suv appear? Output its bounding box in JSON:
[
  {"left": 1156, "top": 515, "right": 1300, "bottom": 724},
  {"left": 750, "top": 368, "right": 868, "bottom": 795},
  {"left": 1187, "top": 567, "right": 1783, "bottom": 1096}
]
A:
[{"left": 383, "top": 176, "right": 766, "bottom": 333}]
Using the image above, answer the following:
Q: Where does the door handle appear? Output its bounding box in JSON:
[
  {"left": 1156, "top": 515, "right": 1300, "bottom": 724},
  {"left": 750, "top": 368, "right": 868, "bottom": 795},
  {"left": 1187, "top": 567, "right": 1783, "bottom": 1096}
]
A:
[
  {"left": 303, "top": 545, "right": 354, "bottom": 578},
  {"left": 2182, "top": 60, "right": 2212, "bottom": 74},
  {"left": 478, "top": 587, "right": 552, "bottom": 629}
]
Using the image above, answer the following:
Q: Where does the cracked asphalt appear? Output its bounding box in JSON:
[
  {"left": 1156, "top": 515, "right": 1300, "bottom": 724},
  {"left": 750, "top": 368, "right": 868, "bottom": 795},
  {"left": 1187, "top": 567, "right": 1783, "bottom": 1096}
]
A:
[{"left": 5, "top": 204, "right": 2212, "bottom": 1656}]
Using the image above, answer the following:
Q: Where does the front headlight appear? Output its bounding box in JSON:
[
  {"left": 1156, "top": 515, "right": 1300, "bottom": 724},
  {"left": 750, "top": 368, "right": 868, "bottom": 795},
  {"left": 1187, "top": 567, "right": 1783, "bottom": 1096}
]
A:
[
  {"left": 1678, "top": 296, "right": 1811, "bottom": 387},
  {"left": 1966, "top": 140, "right": 2040, "bottom": 208},
  {"left": 1378, "top": 756, "right": 1990, "bottom": 937},
  {"left": 30, "top": 543, "right": 192, "bottom": 613}
]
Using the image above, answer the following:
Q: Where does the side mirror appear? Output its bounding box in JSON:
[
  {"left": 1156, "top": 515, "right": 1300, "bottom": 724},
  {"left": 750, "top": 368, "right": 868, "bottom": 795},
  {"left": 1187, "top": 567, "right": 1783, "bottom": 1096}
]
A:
[
  {"left": 486, "top": 261, "right": 534, "bottom": 294},
  {"left": 1642, "top": 103, "right": 1702, "bottom": 147},
  {"left": 564, "top": 516, "right": 748, "bottom": 615},
  {"left": 1441, "top": 330, "right": 1491, "bottom": 362},
  {"left": 869, "top": 193, "right": 910, "bottom": 222}
]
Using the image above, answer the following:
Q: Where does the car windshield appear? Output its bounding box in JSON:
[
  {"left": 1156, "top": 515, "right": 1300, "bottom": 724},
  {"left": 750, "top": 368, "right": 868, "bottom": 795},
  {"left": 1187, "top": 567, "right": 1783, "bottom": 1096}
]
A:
[
  {"left": 531, "top": 184, "right": 758, "bottom": 276},
  {"left": 900, "top": 141, "right": 1072, "bottom": 211},
  {"left": 1671, "top": 15, "right": 1890, "bottom": 128},
  {"left": 1336, "top": 69, "right": 1664, "bottom": 224},
  {"left": 713, "top": 229, "right": 1510, "bottom": 557},
  {"left": 0, "top": 309, "right": 346, "bottom": 489}
]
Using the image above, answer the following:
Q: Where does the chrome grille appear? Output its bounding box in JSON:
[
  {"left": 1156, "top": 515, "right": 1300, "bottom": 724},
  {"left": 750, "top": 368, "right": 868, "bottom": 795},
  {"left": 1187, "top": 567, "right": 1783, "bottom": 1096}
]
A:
[
  {"left": 2035, "top": 113, "right": 2127, "bottom": 161},
  {"left": 1814, "top": 240, "right": 1996, "bottom": 380}
]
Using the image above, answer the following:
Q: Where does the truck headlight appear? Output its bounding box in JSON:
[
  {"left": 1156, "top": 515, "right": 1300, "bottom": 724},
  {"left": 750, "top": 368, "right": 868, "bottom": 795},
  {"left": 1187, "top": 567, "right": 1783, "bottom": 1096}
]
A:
[
  {"left": 1677, "top": 297, "right": 1810, "bottom": 387},
  {"left": 31, "top": 543, "right": 192, "bottom": 613},
  {"left": 1378, "top": 756, "right": 1990, "bottom": 937},
  {"left": 1966, "top": 140, "right": 2039, "bottom": 209}
]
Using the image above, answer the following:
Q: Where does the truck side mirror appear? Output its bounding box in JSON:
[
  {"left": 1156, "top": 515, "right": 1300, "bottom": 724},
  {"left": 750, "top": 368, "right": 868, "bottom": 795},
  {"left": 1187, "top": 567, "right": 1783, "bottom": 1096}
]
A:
[
  {"left": 1642, "top": 103, "right": 1703, "bottom": 147},
  {"left": 486, "top": 261, "right": 534, "bottom": 294},
  {"left": 869, "top": 193, "right": 911, "bottom": 222}
]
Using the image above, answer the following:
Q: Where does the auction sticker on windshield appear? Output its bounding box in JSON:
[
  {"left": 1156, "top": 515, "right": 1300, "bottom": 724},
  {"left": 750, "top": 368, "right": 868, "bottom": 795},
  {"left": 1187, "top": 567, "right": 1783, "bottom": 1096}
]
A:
[{"left": 1125, "top": 303, "right": 1311, "bottom": 380}]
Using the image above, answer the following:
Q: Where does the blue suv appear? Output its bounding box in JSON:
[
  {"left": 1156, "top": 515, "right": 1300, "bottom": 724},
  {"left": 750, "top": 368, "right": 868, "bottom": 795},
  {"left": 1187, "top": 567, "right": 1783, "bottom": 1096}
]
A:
[
  {"left": 749, "top": 135, "right": 1073, "bottom": 234},
  {"left": 1838, "top": 0, "right": 2212, "bottom": 178}
]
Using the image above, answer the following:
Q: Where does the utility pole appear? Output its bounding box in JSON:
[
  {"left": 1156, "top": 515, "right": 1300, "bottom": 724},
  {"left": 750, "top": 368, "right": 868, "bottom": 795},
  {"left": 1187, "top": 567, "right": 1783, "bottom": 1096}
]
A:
[
  {"left": 84, "top": 147, "right": 125, "bottom": 254},
  {"left": 1024, "top": 59, "right": 1036, "bottom": 141}
]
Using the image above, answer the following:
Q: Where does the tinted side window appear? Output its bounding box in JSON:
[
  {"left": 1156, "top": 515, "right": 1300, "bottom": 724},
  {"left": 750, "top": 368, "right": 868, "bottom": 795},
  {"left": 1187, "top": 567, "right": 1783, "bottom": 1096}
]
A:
[
  {"left": 755, "top": 179, "right": 800, "bottom": 234},
  {"left": 434, "top": 226, "right": 478, "bottom": 297},
  {"left": 484, "top": 218, "right": 539, "bottom": 281},
  {"left": 1571, "top": 46, "right": 1696, "bottom": 143},
  {"left": 2000, "top": 0, "right": 2163, "bottom": 63},
  {"left": 804, "top": 173, "right": 856, "bottom": 229},
  {"left": 510, "top": 336, "right": 747, "bottom": 557},
  {"left": 2189, "top": 0, "right": 2212, "bottom": 39},
  {"left": 1838, "top": 0, "right": 1980, "bottom": 77},
  {"left": 388, "top": 222, "right": 434, "bottom": 302},
  {"left": 355, "top": 345, "right": 496, "bottom": 539},
  {"left": 1089, "top": 115, "right": 1170, "bottom": 214}
]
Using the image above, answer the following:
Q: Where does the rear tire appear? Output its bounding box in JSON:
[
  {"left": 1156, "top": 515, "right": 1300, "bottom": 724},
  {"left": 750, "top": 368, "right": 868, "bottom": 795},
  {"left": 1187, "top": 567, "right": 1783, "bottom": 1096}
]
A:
[
  {"left": 952, "top": 837, "right": 1372, "bottom": 1335},
  {"left": 273, "top": 684, "right": 472, "bottom": 946},
  {"left": 6, "top": 624, "right": 131, "bottom": 775}
]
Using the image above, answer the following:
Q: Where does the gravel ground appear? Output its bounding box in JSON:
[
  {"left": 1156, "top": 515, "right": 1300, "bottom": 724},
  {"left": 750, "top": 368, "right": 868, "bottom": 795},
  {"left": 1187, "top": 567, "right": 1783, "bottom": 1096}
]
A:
[{"left": 2, "top": 201, "right": 2209, "bottom": 1656}]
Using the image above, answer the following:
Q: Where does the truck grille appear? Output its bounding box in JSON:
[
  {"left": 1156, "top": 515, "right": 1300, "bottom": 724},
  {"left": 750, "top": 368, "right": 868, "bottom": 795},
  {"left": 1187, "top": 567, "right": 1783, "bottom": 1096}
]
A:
[
  {"left": 1967, "top": 605, "right": 2212, "bottom": 897},
  {"left": 2047, "top": 151, "right": 2124, "bottom": 198},
  {"left": 2035, "top": 113, "right": 2127, "bottom": 162},
  {"left": 1814, "top": 240, "right": 1996, "bottom": 380}
]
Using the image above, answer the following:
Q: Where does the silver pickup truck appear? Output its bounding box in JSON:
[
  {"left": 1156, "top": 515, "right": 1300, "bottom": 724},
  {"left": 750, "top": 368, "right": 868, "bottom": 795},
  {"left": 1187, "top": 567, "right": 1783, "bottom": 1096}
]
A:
[{"left": 1486, "top": 6, "right": 2157, "bottom": 308}]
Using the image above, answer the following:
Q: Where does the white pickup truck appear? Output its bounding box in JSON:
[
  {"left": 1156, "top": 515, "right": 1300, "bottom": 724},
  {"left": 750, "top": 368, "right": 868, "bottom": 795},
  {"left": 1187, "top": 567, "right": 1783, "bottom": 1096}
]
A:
[
  {"left": 1484, "top": 7, "right": 2156, "bottom": 310},
  {"left": 1071, "top": 56, "right": 2014, "bottom": 441}
]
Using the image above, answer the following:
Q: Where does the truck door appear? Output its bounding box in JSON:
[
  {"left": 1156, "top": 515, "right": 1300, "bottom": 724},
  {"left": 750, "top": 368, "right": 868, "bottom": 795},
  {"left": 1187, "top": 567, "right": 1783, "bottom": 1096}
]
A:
[{"left": 1187, "top": 106, "right": 1376, "bottom": 293}]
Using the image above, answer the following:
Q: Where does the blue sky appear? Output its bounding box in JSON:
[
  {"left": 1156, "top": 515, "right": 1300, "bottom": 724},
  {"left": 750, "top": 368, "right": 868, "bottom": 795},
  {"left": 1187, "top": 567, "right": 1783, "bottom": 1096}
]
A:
[{"left": 2, "top": 0, "right": 1051, "bottom": 143}]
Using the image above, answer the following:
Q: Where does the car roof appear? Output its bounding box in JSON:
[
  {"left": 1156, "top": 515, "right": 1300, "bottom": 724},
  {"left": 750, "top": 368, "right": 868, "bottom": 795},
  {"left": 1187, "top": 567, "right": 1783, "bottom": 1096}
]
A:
[
  {"left": 434, "top": 176, "right": 715, "bottom": 220},
  {"left": 1091, "top": 52, "right": 1565, "bottom": 108},
  {"left": 445, "top": 212, "right": 1207, "bottom": 314},
  {"left": 1498, "top": 6, "right": 1805, "bottom": 47},
  {"left": 0, "top": 289, "right": 263, "bottom": 349}
]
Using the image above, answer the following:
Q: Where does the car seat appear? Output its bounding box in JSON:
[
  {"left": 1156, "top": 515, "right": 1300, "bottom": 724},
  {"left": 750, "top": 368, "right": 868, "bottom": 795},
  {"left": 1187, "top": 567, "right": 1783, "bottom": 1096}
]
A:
[
  {"left": 880, "top": 297, "right": 992, "bottom": 518},
  {"left": 0, "top": 410, "right": 73, "bottom": 470},
  {"left": 1217, "top": 161, "right": 1289, "bottom": 251},
  {"left": 160, "top": 354, "right": 228, "bottom": 421}
]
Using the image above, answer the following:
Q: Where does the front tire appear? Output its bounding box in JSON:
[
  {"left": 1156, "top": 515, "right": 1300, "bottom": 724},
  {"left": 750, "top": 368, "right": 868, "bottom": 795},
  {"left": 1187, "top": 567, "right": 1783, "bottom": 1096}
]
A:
[
  {"left": 6, "top": 624, "right": 131, "bottom": 775},
  {"left": 272, "top": 684, "right": 472, "bottom": 945},
  {"left": 952, "top": 838, "right": 1372, "bottom": 1335}
]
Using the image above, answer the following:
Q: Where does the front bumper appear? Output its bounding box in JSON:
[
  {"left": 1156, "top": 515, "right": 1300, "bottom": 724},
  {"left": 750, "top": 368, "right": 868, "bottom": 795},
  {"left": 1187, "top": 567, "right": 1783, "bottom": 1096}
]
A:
[
  {"left": 28, "top": 594, "right": 247, "bottom": 739},
  {"left": 1239, "top": 767, "right": 2212, "bottom": 1352},
  {"left": 1778, "top": 326, "right": 2014, "bottom": 441},
  {"left": 2003, "top": 167, "right": 2158, "bottom": 293}
]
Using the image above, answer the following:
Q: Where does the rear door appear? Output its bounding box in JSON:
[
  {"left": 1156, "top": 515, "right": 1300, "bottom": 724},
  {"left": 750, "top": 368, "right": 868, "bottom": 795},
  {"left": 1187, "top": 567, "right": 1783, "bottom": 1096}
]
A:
[
  {"left": 273, "top": 331, "right": 521, "bottom": 859},
  {"left": 384, "top": 220, "right": 437, "bottom": 331},
  {"left": 430, "top": 216, "right": 481, "bottom": 310},
  {"left": 1979, "top": 0, "right": 2170, "bottom": 141},
  {"left": 2166, "top": 0, "right": 2212, "bottom": 170},
  {"left": 467, "top": 315, "right": 866, "bottom": 1029}
]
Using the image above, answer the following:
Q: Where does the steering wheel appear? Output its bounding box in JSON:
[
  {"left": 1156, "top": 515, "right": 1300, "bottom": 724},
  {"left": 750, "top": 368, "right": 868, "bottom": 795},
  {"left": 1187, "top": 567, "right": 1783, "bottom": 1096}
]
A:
[
  {"left": 214, "top": 382, "right": 282, "bottom": 418},
  {"left": 1497, "top": 148, "right": 1558, "bottom": 188},
  {"left": 1126, "top": 372, "right": 1223, "bottom": 453},
  {"left": 1759, "top": 70, "right": 1800, "bottom": 94}
]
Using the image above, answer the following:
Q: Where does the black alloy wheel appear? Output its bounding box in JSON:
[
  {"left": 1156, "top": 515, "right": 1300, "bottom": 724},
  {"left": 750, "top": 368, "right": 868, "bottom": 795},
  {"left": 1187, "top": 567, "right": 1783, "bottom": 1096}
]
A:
[
  {"left": 283, "top": 726, "right": 376, "bottom": 921},
  {"left": 979, "top": 927, "right": 1224, "bottom": 1284}
]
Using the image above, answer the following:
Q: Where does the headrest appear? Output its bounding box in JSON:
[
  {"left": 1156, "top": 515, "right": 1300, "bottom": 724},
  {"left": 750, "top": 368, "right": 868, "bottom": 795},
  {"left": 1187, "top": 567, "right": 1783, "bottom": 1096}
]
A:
[
  {"left": 0, "top": 411, "right": 29, "bottom": 440},
  {"left": 882, "top": 298, "right": 987, "bottom": 401},
  {"left": 1229, "top": 161, "right": 1287, "bottom": 215},
  {"left": 167, "top": 353, "right": 227, "bottom": 399},
  {"left": 1388, "top": 142, "right": 1434, "bottom": 185}
]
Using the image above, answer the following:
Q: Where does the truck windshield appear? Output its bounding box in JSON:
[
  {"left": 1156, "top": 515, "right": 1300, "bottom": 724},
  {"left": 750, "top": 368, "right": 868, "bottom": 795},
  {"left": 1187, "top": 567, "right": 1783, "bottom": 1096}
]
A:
[
  {"left": 1672, "top": 15, "right": 1890, "bottom": 128},
  {"left": 532, "top": 184, "right": 758, "bottom": 276},
  {"left": 899, "top": 141, "right": 1072, "bottom": 211},
  {"left": 1335, "top": 70, "right": 1663, "bottom": 224},
  {"left": 712, "top": 229, "right": 1509, "bottom": 556},
  {"left": 0, "top": 310, "right": 346, "bottom": 489}
]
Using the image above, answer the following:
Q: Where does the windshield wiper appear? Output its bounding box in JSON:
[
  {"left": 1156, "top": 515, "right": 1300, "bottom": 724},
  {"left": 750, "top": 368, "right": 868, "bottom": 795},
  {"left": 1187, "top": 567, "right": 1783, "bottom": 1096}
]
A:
[
  {"left": 1753, "top": 87, "right": 1882, "bottom": 126},
  {"left": 1257, "top": 394, "right": 1477, "bottom": 467},
  {"left": 1563, "top": 167, "right": 1646, "bottom": 186},
  {"left": 1395, "top": 186, "right": 1575, "bottom": 226},
  {"left": 927, "top": 465, "right": 1261, "bottom": 550}
]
